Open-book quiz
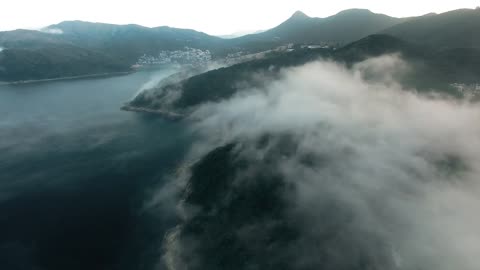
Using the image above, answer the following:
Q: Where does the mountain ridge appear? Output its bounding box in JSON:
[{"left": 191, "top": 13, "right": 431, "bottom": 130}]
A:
[
  {"left": 228, "top": 8, "right": 407, "bottom": 51},
  {"left": 382, "top": 8, "right": 480, "bottom": 49},
  {"left": 1, "top": 8, "right": 479, "bottom": 81}
]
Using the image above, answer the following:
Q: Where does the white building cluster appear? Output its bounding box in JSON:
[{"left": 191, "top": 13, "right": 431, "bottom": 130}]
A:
[{"left": 136, "top": 47, "right": 212, "bottom": 67}]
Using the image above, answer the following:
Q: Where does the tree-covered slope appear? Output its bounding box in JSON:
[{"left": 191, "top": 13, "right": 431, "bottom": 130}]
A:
[
  {"left": 127, "top": 34, "right": 480, "bottom": 116},
  {"left": 0, "top": 45, "right": 131, "bottom": 82},
  {"left": 128, "top": 48, "right": 333, "bottom": 114},
  {"left": 229, "top": 9, "right": 407, "bottom": 51},
  {"left": 2, "top": 8, "right": 480, "bottom": 82},
  {"left": 0, "top": 22, "right": 225, "bottom": 81},
  {"left": 382, "top": 8, "right": 480, "bottom": 49},
  {"left": 47, "top": 21, "right": 227, "bottom": 63}
]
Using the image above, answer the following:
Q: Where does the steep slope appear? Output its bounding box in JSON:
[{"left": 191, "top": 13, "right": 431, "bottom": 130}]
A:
[{"left": 382, "top": 8, "right": 480, "bottom": 49}]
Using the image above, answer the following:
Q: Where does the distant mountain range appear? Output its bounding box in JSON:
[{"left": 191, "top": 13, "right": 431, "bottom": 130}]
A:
[
  {"left": 47, "top": 21, "right": 226, "bottom": 62},
  {"left": 227, "top": 9, "right": 407, "bottom": 50},
  {"left": 1, "top": 8, "right": 480, "bottom": 81}
]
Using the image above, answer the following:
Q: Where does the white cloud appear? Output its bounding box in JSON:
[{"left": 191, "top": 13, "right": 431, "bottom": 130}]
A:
[{"left": 163, "top": 55, "right": 480, "bottom": 269}]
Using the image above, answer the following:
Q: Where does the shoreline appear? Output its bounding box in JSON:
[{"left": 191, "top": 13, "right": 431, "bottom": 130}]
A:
[
  {"left": 0, "top": 71, "right": 135, "bottom": 86},
  {"left": 121, "top": 104, "right": 184, "bottom": 120}
]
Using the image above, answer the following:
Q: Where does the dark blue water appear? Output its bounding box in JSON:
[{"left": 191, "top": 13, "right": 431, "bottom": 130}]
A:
[{"left": 0, "top": 70, "right": 191, "bottom": 270}]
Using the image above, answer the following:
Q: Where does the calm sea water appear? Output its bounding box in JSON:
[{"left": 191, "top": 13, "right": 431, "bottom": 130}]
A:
[{"left": 0, "top": 69, "right": 191, "bottom": 270}]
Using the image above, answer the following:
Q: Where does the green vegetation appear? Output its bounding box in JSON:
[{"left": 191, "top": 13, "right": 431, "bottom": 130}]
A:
[
  {"left": 130, "top": 34, "right": 480, "bottom": 115},
  {"left": 176, "top": 49, "right": 332, "bottom": 108},
  {"left": 229, "top": 9, "right": 406, "bottom": 51},
  {"left": 177, "top": 142, "right": 299, "bottom": 270},
  {"left": 48, "top": 21, "right": 226, "bottom": 63},
  {"left": 2, "top": 8, "right": 480, "bottom": 82},
  {"left": 173, "top": 135, "right": 396, "bottom": 270},
  {"left": 0, "top": 45, "right": 131, "bottom": 81},
  {"left": 383, "top": 8, "right": 480, "bottom": 49},
  {"left": 0, "top": 23, "right": 224, "bottom": 82},
  {"left": 129, "top": 48, "right": 332, "bottom": 112}
]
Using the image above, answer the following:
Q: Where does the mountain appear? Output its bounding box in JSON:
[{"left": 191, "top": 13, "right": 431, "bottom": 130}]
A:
[
  {"left": 2, "top": 8, "right": 479, "bottom": 82},
  {"left": 0, "top": 45, "right": 131, "bottom": 82},
  {"left": 46, "top": 21, "right": 227, "bottom": 63},
  {"left": 382, "top": 8, "right": 480, "bottom": 49},
  {"left": 230, "top": 9, "right": 407, "bottom": 51},
  {"left": 0, "top": 29, "right": 69, "bottom": 49},
  {"left": 0, "top": 29, "right": 131, "bottom": 82},
  {"left": 333, "top": 34, "right": 425, "bottom": 63},
  {"left": 127, "top": 34, "right": 480, "bottom": 117},
  {"left": 345, "top": 35, "right": 480, "bottom": 85},
  {"left": 126, "top": 47, "right": 334, "bottom": 116},
  {"left": 0, "top": 22, "right": 225, "bottom": 81},
  {"left": 0, "top": 9, "right": 415, "bottom": 82}
]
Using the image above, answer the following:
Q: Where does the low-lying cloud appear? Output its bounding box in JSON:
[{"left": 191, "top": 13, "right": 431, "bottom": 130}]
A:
[
  {"left": 39, "top": 28, "right": 63, "bottom": 35},
  {"left": 159, "top": 55, "right": 480, "bottom": 270}
]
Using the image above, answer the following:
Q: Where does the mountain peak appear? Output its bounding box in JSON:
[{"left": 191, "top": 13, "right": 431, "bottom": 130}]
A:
[
  {"left": 336, "top": 8, "right": 374, "bottom": 16},
  {"left": 290, "top": 11, "right": 310, "bottom": 20}
]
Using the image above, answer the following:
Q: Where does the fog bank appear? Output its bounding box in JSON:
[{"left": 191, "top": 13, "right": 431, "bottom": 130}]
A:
[{"left": 160, "top": 55, "right": 480, "bottom": 270}]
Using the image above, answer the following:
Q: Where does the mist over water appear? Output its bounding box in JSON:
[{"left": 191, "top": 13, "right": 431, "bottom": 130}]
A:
[
  {"left": 2, "top": 55, "right": 479, "bottom": 270},
  {"left": 161, "top": 56, "right": 480, "bottom": 270},
  {"left": 0, "top": 69, "right": 192, "bottom": 270}
]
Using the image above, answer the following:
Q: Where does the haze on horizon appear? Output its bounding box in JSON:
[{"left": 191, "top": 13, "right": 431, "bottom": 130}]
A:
[{"left": 1, "top": 0, "right": 478, "bottom": 35}]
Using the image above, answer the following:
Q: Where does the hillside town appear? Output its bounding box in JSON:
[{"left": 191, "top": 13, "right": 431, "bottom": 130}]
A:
[
  {"left": 134, "top": 42, "right": 338, "bottom": 68},
  {"left": 135, "top": 47, "right": 212, "bottom": 67}
]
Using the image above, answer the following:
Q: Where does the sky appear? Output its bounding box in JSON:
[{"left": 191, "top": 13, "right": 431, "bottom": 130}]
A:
[{"left": 1, "top": 0, "right": 478, "bottom": 35}]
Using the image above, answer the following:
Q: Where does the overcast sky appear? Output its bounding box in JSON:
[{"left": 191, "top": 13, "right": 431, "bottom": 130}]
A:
[{"left": 1, "top": 0, "right": 478, "bottom": 35}]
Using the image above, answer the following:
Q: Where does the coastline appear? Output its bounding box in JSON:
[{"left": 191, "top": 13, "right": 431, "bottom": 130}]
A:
[
  {"left": 0, "top": 71, "right": 135, "bottom": 86},
  {"left": 121, "top": 104, "right": 184, "bottom": 120}
]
